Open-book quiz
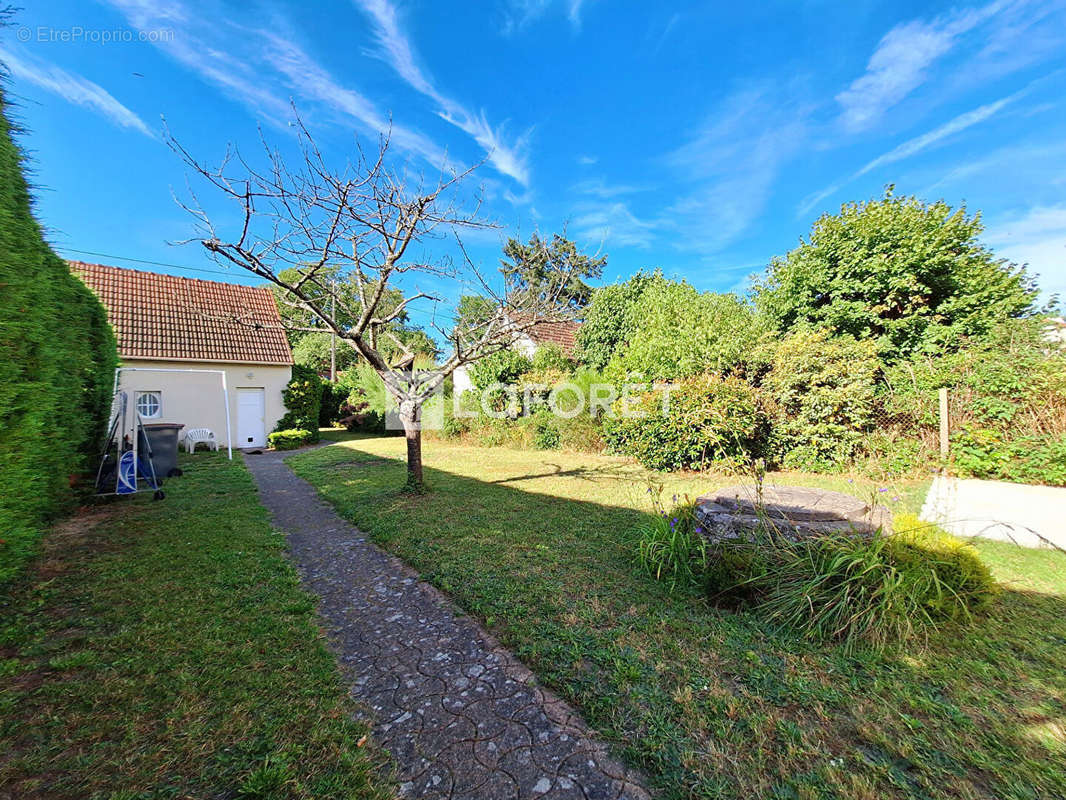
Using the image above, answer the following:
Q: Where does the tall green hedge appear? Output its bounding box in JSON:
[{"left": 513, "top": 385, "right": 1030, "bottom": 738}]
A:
[{"left": 0, "top": 90, "right": 117, "bottom": 583}]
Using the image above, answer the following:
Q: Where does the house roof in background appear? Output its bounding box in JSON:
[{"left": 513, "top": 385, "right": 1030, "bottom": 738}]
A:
[
  {"left": 510, "top": 314, "right": 582, "bottom": 355},
  {"left": 71, "top": 261, "right": 293, "bottom": 365}
]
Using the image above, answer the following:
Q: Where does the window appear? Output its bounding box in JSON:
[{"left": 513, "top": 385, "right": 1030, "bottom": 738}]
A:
[{"left": 136, "top": 391, "right": 162, "bottom": 419}]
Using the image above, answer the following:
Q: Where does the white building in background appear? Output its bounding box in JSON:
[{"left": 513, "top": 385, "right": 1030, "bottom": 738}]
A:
[
  {"left": 73, "top": 261, "right": 293, "bottom": 449},
  {"left": 451, "top": 316, "right": 582, "bottom": 394}
]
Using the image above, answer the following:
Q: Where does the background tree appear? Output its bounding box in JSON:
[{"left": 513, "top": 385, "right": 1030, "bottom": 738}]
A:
[
  {"left": 753, "top": 187, "right": 1038, "bottom": 359},
  {"left": 170, "top": 120, "right": 580, "bottom": 488},
  {"left": 574, "top": 269, "right": 661, "bottom": 370},
  {"left": 501, "top": 232, "right": 605, "bottom": 311}
]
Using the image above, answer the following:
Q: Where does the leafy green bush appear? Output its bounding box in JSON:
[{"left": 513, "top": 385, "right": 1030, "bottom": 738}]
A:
[
  {"left": 275, "top": 364, "right": 323, "bottom": 442},
  {"left": 637, "top": 498, "right": 707, "bottom": 588},
  {"left": 531, "top": 343, "right": 573, "bottom": 372},
  {"left": 764, "top": 328, "right": 879, "bottom": 471},
  {"left": 951, "top": 428, "right": 1066, "bottom": 486},
  {"left": 603, "top": 375, "right": 767, "bottom": 471},
  {"left": 531, "top": 411, "right": 560, "bottom": 450},
  {"left": 575, "top": 270, "right": 661, "bottom": 370},
  {"left": 753, "top": 188, "right": 1037, "bottom": 360},
  {"left": 606, "top": 280, "right": 765, "bottom": 380},
  {"left": 0, "top": 91, "right": 117, "bottom": 584},
  {"left": 469, "top": 349, "right": 533, "bottom": 390},
  {"left": 268, "top": 429, "right": 313, "bottom": 450}
]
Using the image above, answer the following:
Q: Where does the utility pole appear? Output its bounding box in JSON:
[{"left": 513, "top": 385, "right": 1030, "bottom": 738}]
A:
[{"left": 329, "top": 279, "right": 337, "bottom": 383}]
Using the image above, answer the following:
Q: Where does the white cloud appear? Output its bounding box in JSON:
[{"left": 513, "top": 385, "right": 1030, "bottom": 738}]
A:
[
  {"left": 353, "top": 0, "right": 532, "bottom": 185},
  {"left": 571, "top": 201, "right": 658, "bottom": 248},
  {"left": 571, "top": 177, "right": 644, "bottom": 199},
  {"left": 802, "top": 91, "right": 1019, "bottom": 215},
  {"left": 664, "top": 85, "right": 809, "bottom": 251},
  {"left": 576, "top": 154, "right": 598, "bottom": 165},
  {"left": 103, "top": 0, "right": 450, "bottom": 168},
  {"left": 984, "top": 206, "right": 1066, "bottom": 301},
  {"left": 501, "top": 0, "right": 593, "bottom": 33},
  {"left": 836, "top": 1, "right": 1007, "bottom": 132},
  {"left": 0, "top": 47, "right": 152, "bottom": 137}
]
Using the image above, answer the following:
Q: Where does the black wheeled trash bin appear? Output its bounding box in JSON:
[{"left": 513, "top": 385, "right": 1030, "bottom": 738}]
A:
[{"left": 141, "top": 423, "right": 185, "bottom": 478}]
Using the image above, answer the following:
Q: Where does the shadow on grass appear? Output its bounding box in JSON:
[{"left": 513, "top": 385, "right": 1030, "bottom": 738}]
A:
[{"left": 288, "top": 441, "right": 1066, "bottom": 800}]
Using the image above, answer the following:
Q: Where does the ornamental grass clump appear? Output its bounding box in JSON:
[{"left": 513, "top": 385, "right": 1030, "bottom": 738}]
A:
[
  {"left": 636, "top": 493, "right": 708, "bottom": 589},
  {"left": 639, "top": 495, "right": 999, "bottom": 652}
]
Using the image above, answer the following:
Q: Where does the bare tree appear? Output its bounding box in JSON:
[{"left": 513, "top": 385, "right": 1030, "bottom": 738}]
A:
[{"left": 168, "top": 118, "right": 580, "bottom": 489}]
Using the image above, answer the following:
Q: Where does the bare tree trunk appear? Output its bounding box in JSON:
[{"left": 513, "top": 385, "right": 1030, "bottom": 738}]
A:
[{"left": 400, "top": 400, "right": 423, "bottom": 489}]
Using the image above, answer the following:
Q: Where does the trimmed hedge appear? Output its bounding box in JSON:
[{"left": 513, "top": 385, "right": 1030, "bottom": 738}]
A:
[
  {"left": 0, "top": 90, "right": 117, "bottom": 584},
  {"left": 268, "top": 428, "right": 314, "bottom": 451}
]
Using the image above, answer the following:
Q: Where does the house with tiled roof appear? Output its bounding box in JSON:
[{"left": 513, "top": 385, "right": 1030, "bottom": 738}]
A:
[
  {"left": 452, "top": 313, "right": 582, "bottom": 394},
  {"left": 72, "top": 261, "right": 293, "bottom": 448}
]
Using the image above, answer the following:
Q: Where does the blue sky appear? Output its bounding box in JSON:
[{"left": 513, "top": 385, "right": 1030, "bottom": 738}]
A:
[{"left": 3, "top": 0, "right": 1066, "bottom": 328}]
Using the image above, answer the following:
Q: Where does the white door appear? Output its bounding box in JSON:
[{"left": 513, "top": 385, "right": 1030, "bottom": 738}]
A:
[{"left": 237, "top": 388, "right": 266, "bottom": 448}]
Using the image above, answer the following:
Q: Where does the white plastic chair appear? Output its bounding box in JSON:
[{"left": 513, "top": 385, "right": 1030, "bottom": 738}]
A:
[{"left": 184, "top": 428, "right": 219, "bottom": 454}]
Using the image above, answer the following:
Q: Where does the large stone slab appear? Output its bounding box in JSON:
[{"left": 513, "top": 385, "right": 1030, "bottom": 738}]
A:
[{"left": 696, "top": 484, "right": 892, "bottom": 541}]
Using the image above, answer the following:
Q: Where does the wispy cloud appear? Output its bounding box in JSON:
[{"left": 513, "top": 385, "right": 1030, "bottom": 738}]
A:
[
  {"left": 501, "top": 0, "right": 594, "bottom": 33},
  {"left": 103, "top": 0, "right": 449, "bottom": 168},
  {"left": 836, "top": 0, "right": 1007, "bottom": 132},
  {"left": 571, "top": 177, "right": 644, "bottom": 199},
  {"left": 353, "top": 0, "right": 532, "bottom": 185},
  {"left": 571, "top": 201, "right": 658, "bottom": 248},
  {"left": 576, "top": 154, "right": 597, "bottom": 165},
  {"left": 802, "top": 91, "right": 1019, "bottom": 215},
  {"left": 664, "top": 84, "right": 810, "bottom": 251},
  {"left": 0, "top": 47, "right": 152, "bottom": 137}
]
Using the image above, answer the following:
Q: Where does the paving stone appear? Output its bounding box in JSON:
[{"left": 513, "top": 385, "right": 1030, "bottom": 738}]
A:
[{"left": 244, "top": 450, "right": 650, "bottom": 800}]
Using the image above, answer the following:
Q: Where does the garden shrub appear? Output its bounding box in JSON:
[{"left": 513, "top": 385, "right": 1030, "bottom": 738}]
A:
[
  {"left": 605, "top": 280, "right": 766, "bottom": 381},
  {"left": 275, "top": 364, "right": 323, "bottom": 442},
  {"left": 888, "top": 513, "right": 999, "bottom": 617},
  {"left": 764, "top": 328, "right": 879, "bottom": 471},
  {"left": 531, "top": 343, "right": 573, "bottom": 372},
  {"left": 575, "top": 270, "right": 662, "bottom": 370},
  {"left": 530, "top": 411, "right": 560, "bottom": 450},
  {"left": 556, "top": 414, "right": 605, "bottom": 452},
  {"left": 0, "top": 91, "right": 117, "bottom": 584},
  {"left": 603, "top": 375, "right": 767, "bottom": 471},
  {"left": 469, "top": 349, "right": 533, "bottom": 390},
  {"left": 318, "top": 381, "right": 342, "bottom": 428},
  {"left": 951, "top": 428, "right": 1066, "bottom": 486},
  {"left": 268, "top": 429, "right": 313, "bottom": 450}
]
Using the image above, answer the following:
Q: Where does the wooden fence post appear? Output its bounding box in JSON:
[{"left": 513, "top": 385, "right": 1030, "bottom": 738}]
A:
[{"left": 939, "top": 387, "right": 949, "bottom": 459}]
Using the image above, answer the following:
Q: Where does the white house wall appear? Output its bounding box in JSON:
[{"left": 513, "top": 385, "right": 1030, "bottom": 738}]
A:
[{"left": 117, "top": 359, "right": 291, "bottom": 447}]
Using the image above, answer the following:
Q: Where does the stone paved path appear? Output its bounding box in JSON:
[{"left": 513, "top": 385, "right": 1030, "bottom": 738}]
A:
[{"left": 243, "top": 449, "right": 650, "bottom": 800}]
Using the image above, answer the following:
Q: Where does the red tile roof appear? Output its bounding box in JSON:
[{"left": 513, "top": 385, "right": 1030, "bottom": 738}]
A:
[
  {"left": 508, "top": 313, "right": 582, "bottom": 355},
  {"left": 72, "top": 261, "right": 293, "bottom": 365}
]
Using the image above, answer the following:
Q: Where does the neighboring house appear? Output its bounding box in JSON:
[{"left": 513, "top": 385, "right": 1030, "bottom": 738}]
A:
[
  {"left": 73, "top": 261, "right": 293, "bottom": 448},
  {"left": 452, "top": 315, "right": 581, "bottom": 394}
]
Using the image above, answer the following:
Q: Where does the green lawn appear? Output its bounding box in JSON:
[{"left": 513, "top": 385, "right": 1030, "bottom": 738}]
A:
[
  {"left": 0, "top": 452, "right": 394, "bottom": 799},
  {"left": 292, "top": 434, "right": 1066, "bottom": 800}
]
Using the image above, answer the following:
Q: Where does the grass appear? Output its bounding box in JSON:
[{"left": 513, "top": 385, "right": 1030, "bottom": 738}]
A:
[
  {"left": 0, "top": 451, "right": 394, "bottom": 800},
  {"left": 291, "top": 434, "right": 1066, "bottom": 800}
]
